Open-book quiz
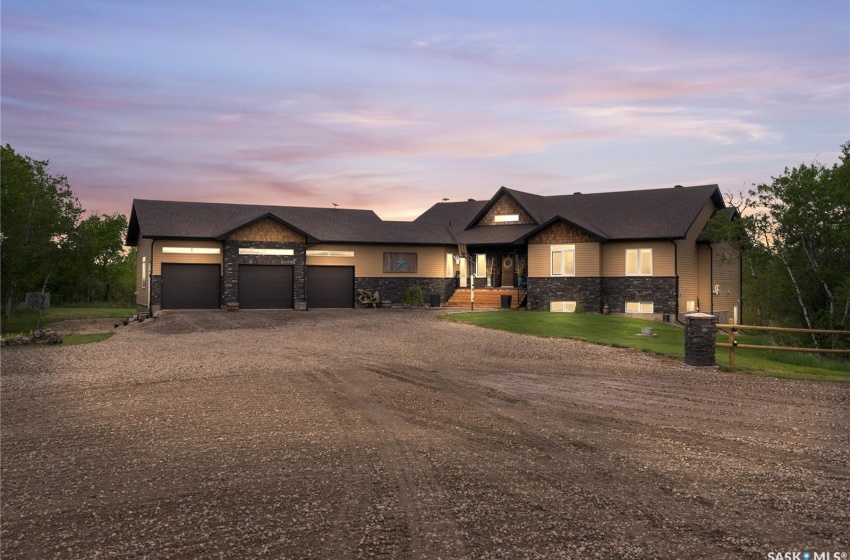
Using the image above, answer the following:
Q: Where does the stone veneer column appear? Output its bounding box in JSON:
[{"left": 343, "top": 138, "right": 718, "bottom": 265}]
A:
[{"left": 684, "top": 313, "right": 717, "bottom": 367}]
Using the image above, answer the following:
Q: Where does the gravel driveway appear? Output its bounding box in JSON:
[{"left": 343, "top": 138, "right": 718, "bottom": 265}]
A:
[{"left": 2, "top": 309, "right": 848, "bottom": 559}]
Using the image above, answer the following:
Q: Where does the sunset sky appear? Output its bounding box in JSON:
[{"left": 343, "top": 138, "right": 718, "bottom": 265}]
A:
[{"left": 2, "top": 1, "right": 848, "bottom": 220}]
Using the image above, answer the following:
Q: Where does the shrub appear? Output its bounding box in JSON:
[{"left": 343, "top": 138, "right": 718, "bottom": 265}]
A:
[{"left": 402, "top": 285, "right": 425, "bottom": 307}]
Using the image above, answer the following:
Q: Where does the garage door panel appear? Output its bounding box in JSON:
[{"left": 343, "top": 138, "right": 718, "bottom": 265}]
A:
[
  {"left": 162, "top": 264, "right": 220, "bottom": 309},
  {"left": 239, "top": 265, "right": 293, "bottom": 309},
  {"left": 307, "top": 266, "right": 354, "bottom": 308}
]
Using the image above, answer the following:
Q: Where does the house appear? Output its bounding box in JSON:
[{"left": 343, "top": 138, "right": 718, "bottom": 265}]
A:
[{"left": 126, "top": 183, "right": 742, "bottom": 322}]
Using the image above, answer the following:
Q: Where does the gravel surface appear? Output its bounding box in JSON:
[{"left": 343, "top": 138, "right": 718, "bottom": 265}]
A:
[{"left": 2, "top": 309, "right": 848, "bottom": 559}]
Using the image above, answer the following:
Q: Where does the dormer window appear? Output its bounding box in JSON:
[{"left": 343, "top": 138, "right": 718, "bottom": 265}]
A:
[{"left": 494, "top": 214, "right": 520, "bottom": 223}]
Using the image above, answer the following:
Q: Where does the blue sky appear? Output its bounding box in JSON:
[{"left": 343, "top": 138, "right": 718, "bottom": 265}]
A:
[{"left": 2, "top": 0, "right": 848, "bottom": 219}]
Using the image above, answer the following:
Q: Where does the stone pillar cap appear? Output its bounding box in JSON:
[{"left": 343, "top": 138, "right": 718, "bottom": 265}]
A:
[{"left": 685, "top": 313, "right": 716, "bottom": 318}]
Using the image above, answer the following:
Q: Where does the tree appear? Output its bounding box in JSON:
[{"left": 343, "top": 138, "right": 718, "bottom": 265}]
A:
[
  {"left": 61, "top": 213, "right": 130, "bottom": 303},
  {"left": 1, "top": 145, "right": 82, "bottom": 331},
  {"left": 720, "top": 142, "right": 850, "bottom": 347}
]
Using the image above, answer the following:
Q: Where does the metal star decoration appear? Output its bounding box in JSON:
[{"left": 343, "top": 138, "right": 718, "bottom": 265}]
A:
[{"left": 395, "top": 257, "right": 407, "bottom": 271}]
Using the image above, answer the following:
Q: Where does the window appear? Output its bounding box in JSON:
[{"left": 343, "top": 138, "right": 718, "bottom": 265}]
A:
[
  {"left": 239, "top": 248, "right": 294, "bottom": 256},
  {"left": 162, "top": 246, "right": 220, "bottom": 254},
  {"left": 383, "top": 252, "right": 418, "bottom": 273},
  {"left": 625, "top": 301, "right": 654, "bottom": 313},
  {"left": 550, "top": 301, "right": 577, "bottom": 313},
  {"left": 494, "top": 214, "right": 519, "bottom": 223},
  {"left": 476, "top": 254, "right": 486, "bottom": 277},
  {"left": 306, "top": 250, "right": 354, "bottom": 257},
  {"left": 551, "top": 245, "right": 575, "bottom": 276},
  {"left": 141, "top": 256, "right": 149, "bottom": 288},
  {"left": 625, "top": 248, "right": 652, "bottom": 276}
]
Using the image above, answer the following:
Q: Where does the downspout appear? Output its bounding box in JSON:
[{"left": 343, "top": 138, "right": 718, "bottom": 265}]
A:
[
  {"left": 672, "top": 240, "right": 685, "bottom": 326},
  {"left": 148, "top": 239, "right": 154, "bottom": 314},
  {"left": 709, "top": 244, "right": 714, "bottom": 315}
]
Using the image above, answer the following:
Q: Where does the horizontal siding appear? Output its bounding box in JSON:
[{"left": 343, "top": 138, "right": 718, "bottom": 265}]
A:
[
  {"left": 528, "top": 243, "right": 600, "bottom": 277},
  {"left": 600, "top": 241, "right": 675, "bottom": 277},
  {"left": 306, "top": 244, "right": 451, "bottom": 278},
  {"left": 677, "top": 200, "right": 715, "bottom": 312},
  {"left": 136, "top": 238, "right": 153, "bottom": 306},
  {"left": 153, "top": 239, "right": 224, "bottom": 275},
  {"left": 698, "top": 244, "right": 712, "bottom": 314},
  {"left": 712, "top": 240, "right": 741, "bottom": 314}
]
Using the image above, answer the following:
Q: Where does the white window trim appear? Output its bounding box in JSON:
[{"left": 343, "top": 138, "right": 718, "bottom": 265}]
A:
[
  {"left": 240, "top": 248, "right": 294, "bottom": 256},
  {"left": 306, "top": 250, "right": 354, "bottom": 257},
  {"left": 494, "top": 214, "right": 520, "bottom": 223},
  {"left": 625, "top": 301, "right": 654, "bottom": 313},
  {"left": 550, "top": 244, "right": 576, "bottom": 277},
  {"left": 625, "top": 248, "right": 653, "bottom": 276},
  {"left": 162, "top": 246, "right": 221, "bottom": 254},
  {"left": 550, "top": 301, "right": 577, "bottom": 313}
]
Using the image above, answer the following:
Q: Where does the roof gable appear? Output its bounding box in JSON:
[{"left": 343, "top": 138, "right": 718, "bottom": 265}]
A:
[
  {"left": 526, "top": 217, "right": 603, "bottom": 244},
  {"left": 466, "top": 187, "right": 541, "bottom": 230},
  {"left": 217, "top": 214, "right": 309, "bottom": 242}
]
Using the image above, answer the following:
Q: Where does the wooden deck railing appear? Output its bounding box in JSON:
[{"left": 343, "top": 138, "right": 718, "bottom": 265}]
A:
[{"left": 715, "top": 323, "right": 850, "bottom": 366}]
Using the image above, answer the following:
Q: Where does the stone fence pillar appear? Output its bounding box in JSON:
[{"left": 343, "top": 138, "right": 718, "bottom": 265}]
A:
[{"left": 684, "top": 313, "right": 717, "bottom": 367}]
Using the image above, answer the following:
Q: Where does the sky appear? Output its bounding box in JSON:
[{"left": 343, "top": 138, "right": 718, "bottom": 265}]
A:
[{"left": 2, "top": 0, "right": 848, "bottom": 220}]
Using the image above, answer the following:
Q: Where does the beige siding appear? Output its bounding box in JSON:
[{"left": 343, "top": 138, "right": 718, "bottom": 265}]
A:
[
  {"left": 528, "top": 243, "right": 600, "bottom": 277},
  {"left": 697, "top": 244, "right": 712, "bottom": 314},
  {"left": 152, "top": 239, "right": 224, "bottom": 275},
  {"left": 712, "top": 240, "right": 742, "bottom": 314},
  {"left": 136, "top": 238, "right": 153, "bottom": 306},
  {"left": 306, "top": 244, "right": 452, "bottom": 277},
  {"left": 600, "top": 241, "right": 675, "bottom": 277},
  {"left": 676, "top": 200, "right": 716, "bottom": 312}
]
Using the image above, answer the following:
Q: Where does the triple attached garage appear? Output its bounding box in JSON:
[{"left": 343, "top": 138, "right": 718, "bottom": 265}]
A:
[{"left": 160, "top": 263, "right": 355, "bottom": 310}]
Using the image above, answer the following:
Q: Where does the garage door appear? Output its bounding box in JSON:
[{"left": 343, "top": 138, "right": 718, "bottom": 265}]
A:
[
  {"left": 161, "top": 264, "right": 221, "bottom": 309},
  {"left": 238, "top": 265, "right": 293, "bottom": 309},
  {"left": 307, "top": 266, "right": 354, "bottom": 308}
]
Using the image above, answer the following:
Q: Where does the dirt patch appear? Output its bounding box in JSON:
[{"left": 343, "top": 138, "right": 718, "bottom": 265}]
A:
[
  {"left": 45, "top": 317, "right": 123, "bottom": 334},
  {"left": 2, "top": 310, "right": 848, "bottom": 558}
]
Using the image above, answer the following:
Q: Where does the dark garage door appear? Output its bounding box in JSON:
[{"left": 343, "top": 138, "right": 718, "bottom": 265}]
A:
[
  {"left": 161, "top": 264, "right": 221, "bottom": 309},
  {"left": 307, "top": 266, "right": 354, "bottom": 308},
  {"left": 238, "top": 265, "right": 293, "bottom": 309}
]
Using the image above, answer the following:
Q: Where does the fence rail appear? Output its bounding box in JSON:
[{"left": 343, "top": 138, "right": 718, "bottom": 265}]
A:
[{"left": 715, "top": 323, "right": 850, "bottom": 366}]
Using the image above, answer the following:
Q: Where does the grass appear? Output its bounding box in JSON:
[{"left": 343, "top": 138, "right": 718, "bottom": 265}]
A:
[
  {"left": 442, "top": 311, "right": 850, "bottom": 382},
  {"left": 61, "top": 332, "right": 115, "bottom": 346},
  {"left": 1, "top": 306, "right": 135, "bottom": 336}
]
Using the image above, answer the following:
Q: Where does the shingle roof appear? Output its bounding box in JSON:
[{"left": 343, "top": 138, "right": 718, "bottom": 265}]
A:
[
  {"left": 127, "top": 200, "right": 455, "bottom": 245},
  {"left": 416, "top": 184, "right": 724, "bottom": 242},
  {"left": 127, "top": 184, "right": 725, "bottom": 246}
]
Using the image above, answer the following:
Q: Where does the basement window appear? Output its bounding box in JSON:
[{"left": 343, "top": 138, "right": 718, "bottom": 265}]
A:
[
  {"left": 239, "top": 248, "right": 294, "bottom": 256},
  {"left": 494, "top": 214, "right": 520, "bottom": 223},
  {"left": 162, "top": 246, "right": 221, "bottom": 254},
  {"left": 550, "top": 301, "right": 577, "bottom": 313},
  {"left": 625, "top": 301, "right": 654, "bottom": 313},
  {"left": 306, "top": 250, "right": 354, "bottom": 257}
]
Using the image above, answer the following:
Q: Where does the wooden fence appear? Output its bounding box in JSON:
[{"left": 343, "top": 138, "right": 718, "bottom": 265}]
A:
[{"left": 715, "top": 324, "right": 850, "bottom": 366}]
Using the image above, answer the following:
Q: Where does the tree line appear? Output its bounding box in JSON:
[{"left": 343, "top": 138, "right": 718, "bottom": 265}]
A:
[
  {"left": 1, "top": 144, "right": 135, "bottom": 331},
  {"left": 711, "top": 141, "right": 849, "bottom": 347}
]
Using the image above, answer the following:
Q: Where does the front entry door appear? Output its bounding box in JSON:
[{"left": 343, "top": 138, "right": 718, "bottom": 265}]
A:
[{"left": 501, "top": 255, "right": 515, "bottom": 287}]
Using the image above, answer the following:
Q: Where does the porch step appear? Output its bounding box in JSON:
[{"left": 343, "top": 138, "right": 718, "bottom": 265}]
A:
[{"left": 446, "top": 288, "right": 526, "bottom": 309}]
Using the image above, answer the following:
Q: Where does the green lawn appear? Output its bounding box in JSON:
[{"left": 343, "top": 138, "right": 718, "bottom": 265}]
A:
[
  {"left": 2, "top": 307, "right": 134, "bottom": 337},
  {"left": 442, "top": 311, "right": 850, "bottom": 382}
]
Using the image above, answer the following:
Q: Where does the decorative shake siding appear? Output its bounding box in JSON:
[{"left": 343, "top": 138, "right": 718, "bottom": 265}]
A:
[
  {"left": 306, "top": 244, "right": 452, "bottom": 278},
  {"left": 478, "top": 194, "right": 535, "bottom": 225},
  {"left": 600, "top": 241, "right": 675, "bottom": 277},
  {"left": 152, "top": 239, "right": 224, "bottom": 275},
  {"left": 675, "top": 200, "right": 715, "bottom": 313},
  {"left": 228, "top": 218, "right": 305, "bottom": 243},
  {"left": 527, "top": 243, "right": 600, "bottom": 277},
  {"left": 528, "top": 221, "right": 595, "bottom": 244},
  {"left": 135, "top": 237, "right": 153, "bottom": 308}
]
